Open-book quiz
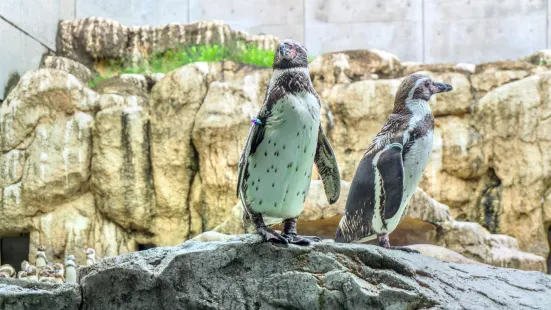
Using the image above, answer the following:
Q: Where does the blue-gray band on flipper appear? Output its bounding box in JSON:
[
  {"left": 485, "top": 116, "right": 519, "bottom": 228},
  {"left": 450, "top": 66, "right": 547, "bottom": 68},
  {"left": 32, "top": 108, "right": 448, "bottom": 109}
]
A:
[
  {"left": 376, "top": 143, "right": 404, "bottom": 219},
  {"left": 314, "top": 126, "right": 340, "bottom": 204}
]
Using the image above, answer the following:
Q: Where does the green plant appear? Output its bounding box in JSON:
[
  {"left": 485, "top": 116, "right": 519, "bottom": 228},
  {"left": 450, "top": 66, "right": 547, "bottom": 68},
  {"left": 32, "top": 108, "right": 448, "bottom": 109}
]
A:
[{"left": 88, "top": 44, "right": 318, "bottom": 88}]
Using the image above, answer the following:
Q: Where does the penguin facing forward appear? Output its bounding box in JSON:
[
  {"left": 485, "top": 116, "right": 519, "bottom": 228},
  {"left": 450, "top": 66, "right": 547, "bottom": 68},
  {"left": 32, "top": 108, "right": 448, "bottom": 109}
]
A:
[
  {"left": 335, "top": 73, "right": 452, "bottom": 252},
  {"left": 64, "top": 255, "right": 78, "bottom": 283},
  {"left": 237, "top": 39, "right": 340, "bottom": 245},
  {"left": 35, "top": 245, "right": 48, "bottom": 267}
]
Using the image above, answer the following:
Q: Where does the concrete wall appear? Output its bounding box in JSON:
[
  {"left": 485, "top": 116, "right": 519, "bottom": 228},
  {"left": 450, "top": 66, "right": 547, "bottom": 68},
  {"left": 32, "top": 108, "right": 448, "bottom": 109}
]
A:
[{"left": 0, "top": 0, "right": 550, "bottom": 99}]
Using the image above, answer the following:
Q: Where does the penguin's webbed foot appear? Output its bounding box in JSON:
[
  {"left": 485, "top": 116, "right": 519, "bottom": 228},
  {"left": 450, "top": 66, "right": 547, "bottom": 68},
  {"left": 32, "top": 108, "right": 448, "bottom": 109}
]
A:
[
  {"left": 282, "top": 233, "right": 322, "bottom": 246},
  {"left": 257, "top": 227, "right": 288, "bottom": 245},
  {"left": 389, "top": 246, "right": 420, "bottom": 254}
]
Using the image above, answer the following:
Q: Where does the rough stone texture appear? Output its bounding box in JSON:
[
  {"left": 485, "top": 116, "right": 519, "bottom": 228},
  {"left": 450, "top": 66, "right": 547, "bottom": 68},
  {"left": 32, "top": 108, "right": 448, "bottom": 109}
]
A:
[
  {"left": 470, "top": 73, "right": 551, "bottom": 258},
  {"left": 79, "top": 236, "right": 551, "bottom": 310},
  {"left": 4, "top": 37, "right": 551, "bottom": 274},
  {"left": 40, "top": 56, "right": 94, "bottom": 84},
  {"left": 309, "top": 49, "right": 403, "bottom": 88},
  {"left": 56, "top": 18, "right": 280, "bottom": 69},
  {"left": 191, "top": 65, "right": 271, "bottom": 230},
  {"left": 0, "top": 278, "right": 81, "bottom": 310},
  {"left": 214, "top": 184, "right": 546, "bottom": 272},
  {"left": 406, "top": 244, "right": 484, "bottom": 266}
]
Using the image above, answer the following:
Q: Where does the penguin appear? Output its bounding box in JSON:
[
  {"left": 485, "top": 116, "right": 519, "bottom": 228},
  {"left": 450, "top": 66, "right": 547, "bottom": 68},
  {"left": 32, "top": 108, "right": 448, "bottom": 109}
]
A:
[
  {"left": 39, "top": 269, "right": 55, "bottom": 283},
  {"left": 335, "top": 73, "right": 453, "bottom": 251},
  {"left": 21, "top": 260, "right": 29, "bottom": 272},
  {"left": 53, "top": 263, "right": 64, "bottom": 283},
  {"left": 17, "top": 271, "right": 28, "bottom": 281},
  {"left": 64, "top": 255, "right": 78, "bottom": 283},
  {"left": 237, "top": 39, "right": 340, "bottom": 245},
  {"left": 84, "top": 248, "right": 97, "bottom": 265},
  {"left": 54, "top": 272, "right": 65, "bottom": 284},
  {"left": 0, "top": 264, "right": 15, "bottom": 278},
  {"left": 26, "top": 266, "right": 38, "bottom": 282},
  {"left": 35, "top": 245, "right": 48, "bottom": 267}
]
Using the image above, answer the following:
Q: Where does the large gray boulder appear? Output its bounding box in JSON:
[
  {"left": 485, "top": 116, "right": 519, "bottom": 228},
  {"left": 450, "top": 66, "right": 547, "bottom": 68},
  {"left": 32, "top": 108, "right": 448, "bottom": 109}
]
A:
[
  {"left": 0, "top": 278, "right": 81, "bottom": 310},
  {"left": 79, "top": 235, "right": 551, "bottom": 310}
]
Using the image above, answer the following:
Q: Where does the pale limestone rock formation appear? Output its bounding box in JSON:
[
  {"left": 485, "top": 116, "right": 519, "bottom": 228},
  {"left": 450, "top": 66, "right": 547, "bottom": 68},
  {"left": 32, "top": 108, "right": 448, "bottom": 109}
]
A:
[
  {"left": 191, "top": 68, "right": 271, "bottom": 229},
  {"left": 149, "top": 62, "right": 217, "bottom": 246},
  {"left": 56, "top": 18, "right": 279, "bottom": 69},
  {"left": 40, "top": 56, "right": 93, "bottom": 83},
  {"left": 3, "top": 26, "right": 551, "bottom": 274},
  {"left": 309, "top": 49, "right": 403, "bottom": 88}
]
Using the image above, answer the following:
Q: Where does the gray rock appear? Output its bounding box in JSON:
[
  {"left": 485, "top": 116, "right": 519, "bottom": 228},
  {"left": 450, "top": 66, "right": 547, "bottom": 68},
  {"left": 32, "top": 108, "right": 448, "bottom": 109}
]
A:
[
  {"left": 79, "top": 234, "right": 551, "bottom": 310},
  {"left": 0, "top": 278, "right": 81, "bottom": 310}
]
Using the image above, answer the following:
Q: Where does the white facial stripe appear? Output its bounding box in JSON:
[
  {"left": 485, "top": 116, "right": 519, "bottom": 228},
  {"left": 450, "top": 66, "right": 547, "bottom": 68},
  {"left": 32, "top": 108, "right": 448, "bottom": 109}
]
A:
[{"left": 406, "top": 77, "right": 429, "bottom": 101}]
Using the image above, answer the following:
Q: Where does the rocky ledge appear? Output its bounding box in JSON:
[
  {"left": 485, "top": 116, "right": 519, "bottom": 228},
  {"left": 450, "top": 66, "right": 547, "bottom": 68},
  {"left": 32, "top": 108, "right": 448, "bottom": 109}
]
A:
[{"left": 4, "top": 235, "right": 549, "bottom": 310}]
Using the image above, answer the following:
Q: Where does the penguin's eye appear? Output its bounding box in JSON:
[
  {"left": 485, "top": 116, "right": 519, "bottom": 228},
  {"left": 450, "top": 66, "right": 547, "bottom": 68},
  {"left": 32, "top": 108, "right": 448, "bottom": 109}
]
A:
[{"left": 424, "top": 81, "right": 431, "bottom": 88}]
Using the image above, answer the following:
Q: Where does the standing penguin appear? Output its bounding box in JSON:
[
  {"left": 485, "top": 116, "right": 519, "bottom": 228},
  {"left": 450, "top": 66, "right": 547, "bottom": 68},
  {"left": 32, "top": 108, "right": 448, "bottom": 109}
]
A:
[
  {"left": 35, "top": 245, "right": 48, "bottom": 267},
  {"left": 64, "top": 255, "right": 78, "bottom": 283},
  {"left": 335, "top": 73, "right": 452, "bottom": 251},
  {"left": 237, "top": 39, "right": 340, "bottom": 245},
  {"left": 84, "top": 248, "right": 97, "bottom": 266}
]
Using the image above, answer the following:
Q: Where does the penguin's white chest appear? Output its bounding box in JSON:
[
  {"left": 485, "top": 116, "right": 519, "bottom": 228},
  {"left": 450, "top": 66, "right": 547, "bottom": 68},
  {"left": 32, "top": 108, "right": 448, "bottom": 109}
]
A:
[
  {"left": 65, "top": 266, "right": 77, "bottom": 283},
  {"left": 246, "top": 92, "right": 320, "bottom": 221},
  {"left": 401, "top": 130, "right": 433, "bottom": 210}
]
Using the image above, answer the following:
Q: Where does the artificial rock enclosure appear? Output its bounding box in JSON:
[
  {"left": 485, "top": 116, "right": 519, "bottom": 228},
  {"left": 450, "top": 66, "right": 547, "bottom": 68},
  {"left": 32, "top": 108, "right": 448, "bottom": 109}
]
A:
[{"left": 1, "top": 17, "right": 551, "bottom": 310}]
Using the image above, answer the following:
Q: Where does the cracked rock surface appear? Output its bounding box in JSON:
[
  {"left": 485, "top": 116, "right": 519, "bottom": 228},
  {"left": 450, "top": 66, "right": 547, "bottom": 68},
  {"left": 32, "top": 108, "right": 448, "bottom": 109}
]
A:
[
  {"left": 0, "top": 278, "right": 81, "bottom": 310},
  {"left": 78, "top": 235, "right": 551, "bottom": 310}
]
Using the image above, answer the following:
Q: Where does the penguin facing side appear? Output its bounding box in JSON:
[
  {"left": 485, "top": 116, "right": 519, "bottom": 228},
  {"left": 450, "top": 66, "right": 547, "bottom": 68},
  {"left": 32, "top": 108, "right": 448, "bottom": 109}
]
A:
[
  {"left": 84, "top": 248, "right": 97, "bottom": 266},
  {"left": 237, "top": 39, "right": 340, "bottom": 245},
  {"left": 335, "top": 73, "right": 453, "bottom": 252},
  {"left": 64, "top": 255, "right": 78, "bottom": 283}
]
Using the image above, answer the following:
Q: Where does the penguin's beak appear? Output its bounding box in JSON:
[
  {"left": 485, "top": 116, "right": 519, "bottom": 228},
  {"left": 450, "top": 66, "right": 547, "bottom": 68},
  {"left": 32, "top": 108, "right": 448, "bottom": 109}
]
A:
[
  {"left": 279, "top": 42, "right": 294, "bottom": 60},
  {"left": 434, "top": 82, "right": 453, "bottom": 93}
]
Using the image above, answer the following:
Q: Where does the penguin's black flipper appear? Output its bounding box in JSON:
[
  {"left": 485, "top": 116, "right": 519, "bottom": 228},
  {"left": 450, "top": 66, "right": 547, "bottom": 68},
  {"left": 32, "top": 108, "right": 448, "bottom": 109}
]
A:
[
  {"left": 335, "top": 155, "right": 377, "bottom": 243},
  {"left": 236, "top": 86, "right": 284, "bottom": 199},
  {"left": 314, "top": 126, "right": 341, "bottom": 204},
  {"left": 376, "top": 143, "right": 404, "bottom": 219}
]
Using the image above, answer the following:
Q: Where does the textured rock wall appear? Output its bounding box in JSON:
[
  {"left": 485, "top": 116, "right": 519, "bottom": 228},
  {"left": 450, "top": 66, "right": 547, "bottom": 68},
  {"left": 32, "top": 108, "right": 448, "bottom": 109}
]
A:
[
  {"left": 77, "top": 236, "right": 551, "bottom": 310},
  {"left": 56, "top": 18, "right": 279, "bottom": 69},
  {"left": 1, "top": 19, "right": 551, "bottom": 271}
]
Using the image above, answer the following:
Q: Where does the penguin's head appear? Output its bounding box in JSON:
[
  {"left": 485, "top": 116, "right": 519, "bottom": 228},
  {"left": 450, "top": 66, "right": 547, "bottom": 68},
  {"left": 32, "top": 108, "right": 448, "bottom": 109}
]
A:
[
  {"left": 395, "top": 73, "right": 453, "bottom": 108},
  {"left": 84, "top": 248, "right": 95, "bottom": 256},
  {"left": 37, "top": 245, "right": 46, "bottom": 252},
  {"left": 273, "top": 39, "right": 309, "bottom": 69},
  {"left": 67, "top": 254, "right": 76, "bottom": 261}
]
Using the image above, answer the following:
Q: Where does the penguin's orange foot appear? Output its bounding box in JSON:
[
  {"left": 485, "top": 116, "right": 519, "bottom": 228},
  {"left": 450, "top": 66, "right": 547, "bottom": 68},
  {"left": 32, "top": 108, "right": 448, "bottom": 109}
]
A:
[
  {"left": 258, "top": 227, "right": 288, "bottom": 244},
  {"left": 282, "top": 234, "right": 322, "bottom": 245}
]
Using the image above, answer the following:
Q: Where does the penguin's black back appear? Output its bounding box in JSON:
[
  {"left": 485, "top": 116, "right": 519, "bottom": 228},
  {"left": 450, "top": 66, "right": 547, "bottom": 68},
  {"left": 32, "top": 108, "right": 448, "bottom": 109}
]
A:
[{"left": 335, "top": 153, "right": 376, "bottom": 243}]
